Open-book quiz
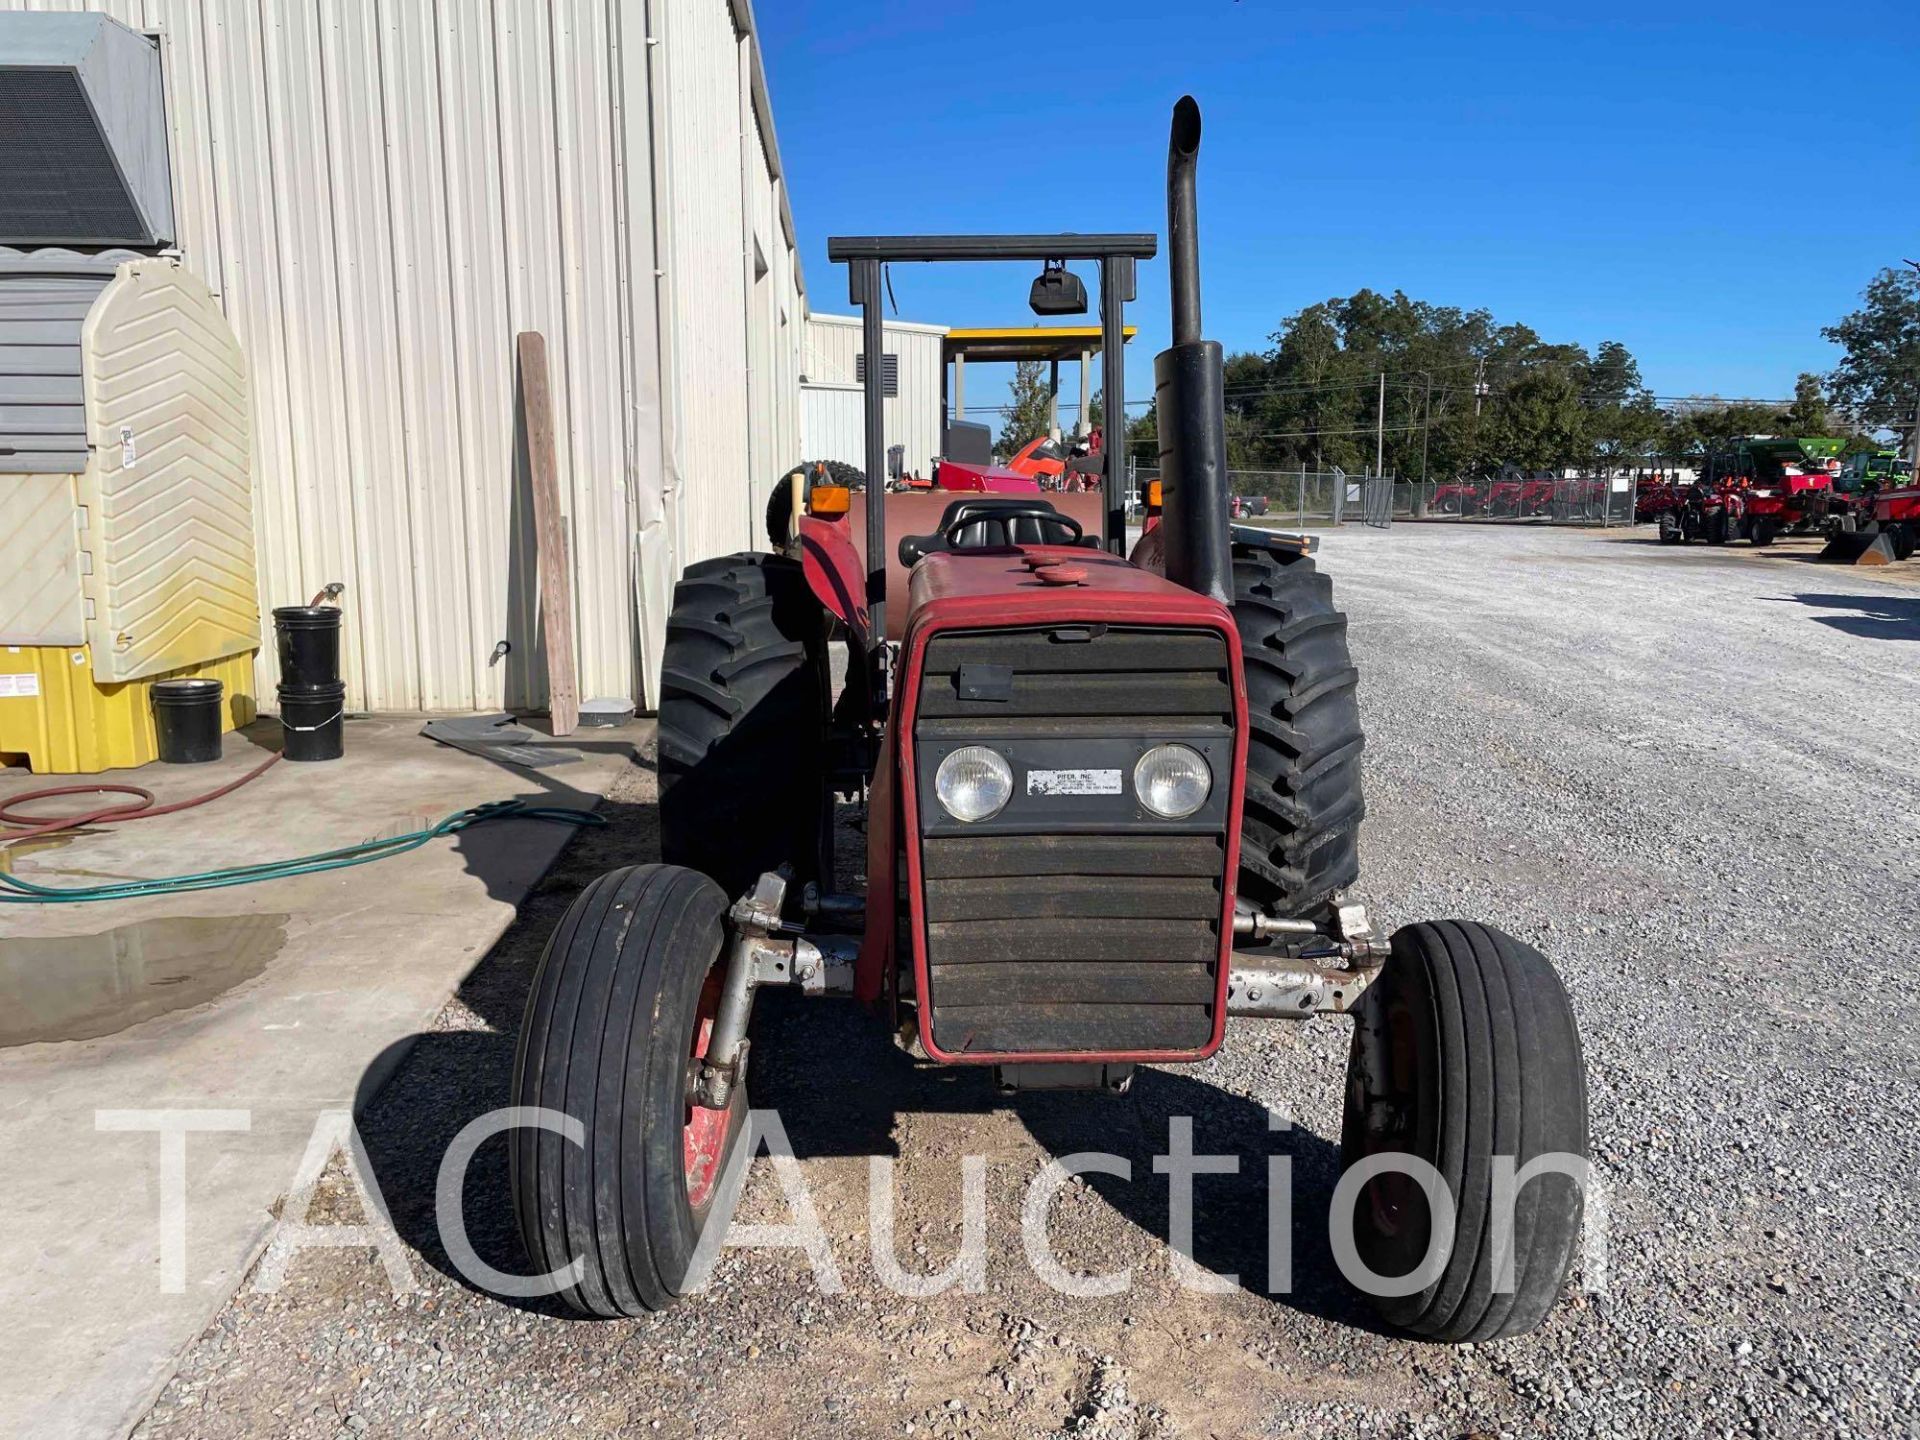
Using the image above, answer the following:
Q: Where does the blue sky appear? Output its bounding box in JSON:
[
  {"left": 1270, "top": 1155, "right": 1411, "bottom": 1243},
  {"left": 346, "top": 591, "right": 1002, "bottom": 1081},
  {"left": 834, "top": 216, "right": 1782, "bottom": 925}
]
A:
[{"left": 758, "top": 1, "right": 1917, "bottom": 416}]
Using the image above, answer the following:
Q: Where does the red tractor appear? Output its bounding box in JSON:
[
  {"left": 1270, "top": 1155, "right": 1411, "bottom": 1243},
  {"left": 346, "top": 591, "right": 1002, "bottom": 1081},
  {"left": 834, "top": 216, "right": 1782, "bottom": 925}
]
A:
[
  {"left": 1653, "top": 438, "right": 1851, "bottom": 546},
  {"left": 1430, "top": 480, "right": 1484, "bottom": 515},
  {"left": 1819, "top": 451, "right": 1919, "bottom": 564},
  {"left": 1821, "top": 476, "right": 1920, "bottom": 564},
  {"left": 509, "top": 99, "right": 1590, "bottom": 1341}
]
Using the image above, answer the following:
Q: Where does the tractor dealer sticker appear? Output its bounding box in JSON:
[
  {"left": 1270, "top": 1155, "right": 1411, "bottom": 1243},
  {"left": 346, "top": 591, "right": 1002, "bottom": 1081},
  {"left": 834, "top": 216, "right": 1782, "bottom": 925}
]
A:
[
  {"left": 0, "top": 672, "right": 39, "bottom": 698},
  {"left": 1026, "top": 767, "right": 1122, "bottom": 797}
]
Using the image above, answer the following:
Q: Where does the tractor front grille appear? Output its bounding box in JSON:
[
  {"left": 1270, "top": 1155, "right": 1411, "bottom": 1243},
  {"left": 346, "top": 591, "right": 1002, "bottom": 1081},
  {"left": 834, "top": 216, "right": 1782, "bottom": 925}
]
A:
[{"left": 913, "top": 626, "right": 1233, "bottom": 1057}]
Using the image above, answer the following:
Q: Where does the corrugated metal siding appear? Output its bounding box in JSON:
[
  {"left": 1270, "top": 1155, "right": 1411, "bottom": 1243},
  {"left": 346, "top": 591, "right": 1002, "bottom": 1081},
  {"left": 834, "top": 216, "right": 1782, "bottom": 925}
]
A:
[
  {"left": 800, "top": 385, "right": 860, "bottom": 475},
  {"left": 1, "top": 0, "right": 802, "bottom": 714},
  {"left": 802, "top": 314, "right": 947, "bottom": 477},
  {"left": 661, "top": 0, "right": 750, "bottom": 568}
]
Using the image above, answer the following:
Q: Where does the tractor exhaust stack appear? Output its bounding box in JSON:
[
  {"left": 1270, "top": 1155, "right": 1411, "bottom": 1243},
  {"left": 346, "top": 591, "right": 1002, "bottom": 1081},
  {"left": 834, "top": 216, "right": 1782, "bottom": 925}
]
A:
[{"left": 1154, "top": 96, "right": 1233, "bottom": 606}]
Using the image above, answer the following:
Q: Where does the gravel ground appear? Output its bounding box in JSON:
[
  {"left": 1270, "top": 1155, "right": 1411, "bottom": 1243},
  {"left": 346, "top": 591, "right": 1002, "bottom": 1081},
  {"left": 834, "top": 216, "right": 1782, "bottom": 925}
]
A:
[{"left": 135, "top": 525, "right": 1920, "bottom": 1440}]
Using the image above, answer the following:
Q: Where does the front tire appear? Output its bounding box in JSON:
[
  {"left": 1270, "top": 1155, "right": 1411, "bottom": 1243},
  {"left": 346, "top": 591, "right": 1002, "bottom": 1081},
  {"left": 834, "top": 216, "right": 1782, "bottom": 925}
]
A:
[
  {"left": 1656, "top": 510, "right": 1682, "bottom": 545},
  {"left": 1231, "top": 545, "right": 1366, "bottom": 919},
  {"left": 1340, "top": 920, "right": 1588, "bottom": 1342},
  {"left": 511, "top": 865, "right": 742, "bottom": 1316}
]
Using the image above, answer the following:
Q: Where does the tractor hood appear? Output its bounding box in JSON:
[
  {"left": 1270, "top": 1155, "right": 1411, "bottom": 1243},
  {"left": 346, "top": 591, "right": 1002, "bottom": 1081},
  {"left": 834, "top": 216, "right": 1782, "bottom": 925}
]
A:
[{"left": 904, "top": 544, "right": 1239, "bottom": 638}]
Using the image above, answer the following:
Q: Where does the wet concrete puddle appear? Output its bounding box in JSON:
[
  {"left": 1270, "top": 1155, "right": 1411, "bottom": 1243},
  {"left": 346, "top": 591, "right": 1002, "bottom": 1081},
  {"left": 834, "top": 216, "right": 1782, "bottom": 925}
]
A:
[{"left": 0, "top": 914, "right": 288, "bottom": 1046}]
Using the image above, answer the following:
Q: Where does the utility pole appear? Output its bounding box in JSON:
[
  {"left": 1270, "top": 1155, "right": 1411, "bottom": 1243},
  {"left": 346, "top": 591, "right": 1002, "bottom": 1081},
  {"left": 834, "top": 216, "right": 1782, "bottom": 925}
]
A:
[
  {"left": 1376, "top": 370, "right": 1386, "bottom": 477},
  {"left": 1420, "top": 371, "right": 1433, "bottom": 485},
  {"left": 1907, "top": 261, "right": 1920, "bottom": 484},
  {"left": 1473, "top": 355, "right": 1487, "bottom": 417}
]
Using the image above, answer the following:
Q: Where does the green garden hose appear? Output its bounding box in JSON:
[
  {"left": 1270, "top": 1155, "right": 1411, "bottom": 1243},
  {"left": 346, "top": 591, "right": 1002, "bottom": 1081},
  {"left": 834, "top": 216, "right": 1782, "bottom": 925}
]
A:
[{"left": 0, "top": 799, "right": 603, "bottom": 906}]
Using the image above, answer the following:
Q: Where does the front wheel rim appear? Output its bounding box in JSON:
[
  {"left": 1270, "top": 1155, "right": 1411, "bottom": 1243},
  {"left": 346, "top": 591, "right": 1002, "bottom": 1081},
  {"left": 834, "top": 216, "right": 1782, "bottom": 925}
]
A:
[
  {"left": 1352, "top": 997, "right": 1423, "bottom": 1239},
  {"left": 682, "top": 968, "right": 732, "bottom": 1213}
]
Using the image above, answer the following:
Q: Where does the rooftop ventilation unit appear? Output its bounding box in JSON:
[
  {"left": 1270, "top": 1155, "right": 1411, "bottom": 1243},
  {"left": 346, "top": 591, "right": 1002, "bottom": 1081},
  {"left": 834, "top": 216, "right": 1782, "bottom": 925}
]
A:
[{"left": 0, "top": 13, "right": 175, "bottom": 247}]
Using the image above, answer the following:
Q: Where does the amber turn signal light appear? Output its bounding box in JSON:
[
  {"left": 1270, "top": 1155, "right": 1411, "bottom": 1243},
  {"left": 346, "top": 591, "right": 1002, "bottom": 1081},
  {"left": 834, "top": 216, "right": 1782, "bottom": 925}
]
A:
[{"left": 808, "top": 484, "right": 851, "bottom": 518}]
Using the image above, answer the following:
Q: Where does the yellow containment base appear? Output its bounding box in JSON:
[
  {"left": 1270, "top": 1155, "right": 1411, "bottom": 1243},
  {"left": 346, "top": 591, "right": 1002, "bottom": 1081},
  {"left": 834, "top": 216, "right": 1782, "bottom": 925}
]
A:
[{"left": 0, "top": 647, "right": 258, "bottom": 775}]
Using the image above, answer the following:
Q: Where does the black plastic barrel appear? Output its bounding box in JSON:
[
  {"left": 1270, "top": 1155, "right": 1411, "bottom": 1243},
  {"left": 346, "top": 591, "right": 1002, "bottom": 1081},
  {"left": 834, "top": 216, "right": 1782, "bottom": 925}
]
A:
[
  {"left": 279, "top": 682, "right": 345, "bottom": 762},
  {"left": 153, "top": 679, "right": 225, "bottom": 764},
  {"left": 274, "top": 606, "right": 343, "bottom": 689}
]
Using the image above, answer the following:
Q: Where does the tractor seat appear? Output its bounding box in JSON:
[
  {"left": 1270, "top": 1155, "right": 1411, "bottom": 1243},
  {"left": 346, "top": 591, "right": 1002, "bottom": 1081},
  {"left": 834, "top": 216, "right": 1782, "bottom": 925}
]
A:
[{"left": 897, "top": 497, "right": 1095, "bottom": 566}]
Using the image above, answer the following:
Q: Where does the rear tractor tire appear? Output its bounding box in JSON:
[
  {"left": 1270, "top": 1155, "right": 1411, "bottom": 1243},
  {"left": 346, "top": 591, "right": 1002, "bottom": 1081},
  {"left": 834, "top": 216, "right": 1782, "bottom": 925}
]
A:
[
  {"left": 511, "top": 864, "right": 742, "bottom": 1317},
  {"left": 1340, "top": 920, "right": 1589, "bottom": 1342},
  {"left": 658, "top": 552, "right": 828, "bottom": 898},
  {"left": 1231, "top": 545, "right": 1366, "bottom": 921}
]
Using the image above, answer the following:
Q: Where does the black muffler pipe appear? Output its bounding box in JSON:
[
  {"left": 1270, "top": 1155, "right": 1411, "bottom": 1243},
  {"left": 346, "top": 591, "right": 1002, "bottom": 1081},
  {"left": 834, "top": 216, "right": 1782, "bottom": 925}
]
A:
[{"left": 1154, "top": 95, "right": 1233, "bottom": 606}]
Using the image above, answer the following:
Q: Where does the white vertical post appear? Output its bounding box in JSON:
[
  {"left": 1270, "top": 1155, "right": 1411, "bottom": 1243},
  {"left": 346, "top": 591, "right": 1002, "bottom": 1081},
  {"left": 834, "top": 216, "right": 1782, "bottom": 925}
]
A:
[
  {"left": 1077, "top": 350, "right": 1091, "bottom": 437},
  {"left": 1376, "top": 372, "right": 1386, "bottom": 478}
]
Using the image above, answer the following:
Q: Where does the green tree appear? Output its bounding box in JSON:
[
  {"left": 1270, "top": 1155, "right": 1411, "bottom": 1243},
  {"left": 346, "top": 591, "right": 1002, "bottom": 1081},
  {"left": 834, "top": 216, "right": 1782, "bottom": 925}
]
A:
[
  {"left": 997, "top": 360, "right": 1054, "bottom": 456},
  {"left": 1823, "top": 266, "right": 1920, "bottom": 438},
  {"left": 1490, "top": 369, "right": 1588, "bottom": 471},
  {"left": 1781, "top": 371, "right": 1836, "bottom": 435},
  {"left": 1586, "top": 340, "right": 1645, "bottom": 406},
  {"left": 1584, "top": 340, "right": 1657, "bottom": 469}
]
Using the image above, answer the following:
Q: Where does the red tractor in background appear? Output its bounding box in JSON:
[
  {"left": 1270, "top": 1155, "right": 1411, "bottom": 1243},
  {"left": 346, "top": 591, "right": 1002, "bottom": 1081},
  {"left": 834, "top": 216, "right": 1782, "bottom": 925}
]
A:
[
  {"left": 1651, "top": 437, "right": 1851, "bottom": 546},
  {"left": 510, "top": 99, "right": 1590, "bottom": 1342},
  {"left": 1819, "top": 450, "right": 1919, "bottom": 564},
  {"left": 1004, "top": 430, "right": 1106, "bottom": 490},
  {"left": 1430, "top": 480, "right": 1483, "bottom": 515}
]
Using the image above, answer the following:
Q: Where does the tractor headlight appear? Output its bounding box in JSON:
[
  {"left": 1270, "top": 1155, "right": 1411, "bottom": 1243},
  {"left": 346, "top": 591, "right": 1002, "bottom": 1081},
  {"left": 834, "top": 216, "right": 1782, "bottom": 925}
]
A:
[
  {"left": 1134, "top": 743, "right": 1212, "bottom": 819},
  {"left": 934, "top": 745, "right": 1013, "bottom": 823}
]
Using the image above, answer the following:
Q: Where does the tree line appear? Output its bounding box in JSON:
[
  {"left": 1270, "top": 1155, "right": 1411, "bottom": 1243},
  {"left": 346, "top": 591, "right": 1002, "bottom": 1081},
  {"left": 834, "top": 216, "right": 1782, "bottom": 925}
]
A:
[{"left": 1100, "top": 268, "right": 1920, "bottom": 479}]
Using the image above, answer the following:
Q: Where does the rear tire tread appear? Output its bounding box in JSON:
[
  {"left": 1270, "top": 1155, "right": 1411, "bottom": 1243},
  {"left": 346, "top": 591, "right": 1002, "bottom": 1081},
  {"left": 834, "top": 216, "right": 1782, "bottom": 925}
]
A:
[
  {"left": 658, "top": 552, "right": 827, "bottom": 896},
  {"left": 1231, "top": 546, "right": 1366, "bottom": 918}
]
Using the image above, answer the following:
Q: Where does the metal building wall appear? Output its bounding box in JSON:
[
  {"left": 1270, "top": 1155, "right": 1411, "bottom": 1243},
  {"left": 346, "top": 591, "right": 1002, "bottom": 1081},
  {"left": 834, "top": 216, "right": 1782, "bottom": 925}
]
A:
[
  {"left": 801, "top": 314, "right": 947, "bottom": 477},
  {"left": 0, "top": 0, "right": 803, "bottom": 713}
]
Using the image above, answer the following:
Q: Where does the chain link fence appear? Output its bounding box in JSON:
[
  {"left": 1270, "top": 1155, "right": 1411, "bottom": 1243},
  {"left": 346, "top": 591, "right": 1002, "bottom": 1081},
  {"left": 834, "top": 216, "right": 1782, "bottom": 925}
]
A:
[
  {"left": 1393, "top": 476, "right": 1641, "bottom": 526},
  {"left": 1131, "top": 467, "right": 1370, "bottom": 525},
  {"left": 1127, "top": 466, "right": 1642, "bottom": 529}
]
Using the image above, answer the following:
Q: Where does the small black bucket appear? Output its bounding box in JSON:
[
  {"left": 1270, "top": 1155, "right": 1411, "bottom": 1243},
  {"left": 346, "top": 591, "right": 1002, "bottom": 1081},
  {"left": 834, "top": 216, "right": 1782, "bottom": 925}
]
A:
[
  {"left": 153, "top": 679, "right": 225, "bottom": 764},
  {"left": 274, "top": 606, "right": 343, "bottom": 690},
  {"left": 279, "top": 682, "right": 345, "bottom": 762}
]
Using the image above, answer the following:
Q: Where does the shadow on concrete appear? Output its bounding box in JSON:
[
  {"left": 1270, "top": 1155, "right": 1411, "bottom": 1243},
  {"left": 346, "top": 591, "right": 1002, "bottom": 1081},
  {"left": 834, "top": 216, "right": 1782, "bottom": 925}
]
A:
[
  {"left": 351, "top": 776, "right": 1374, "bottom": 1332},
  {"left": 1772, "top": 592, "right": 1920, "bottom": 641},
  {"left": 502, "top": 349, "right": 547, "bottom": 715},
  {"left": 435, "top": 731, "right": 647, "bottom": 905}
]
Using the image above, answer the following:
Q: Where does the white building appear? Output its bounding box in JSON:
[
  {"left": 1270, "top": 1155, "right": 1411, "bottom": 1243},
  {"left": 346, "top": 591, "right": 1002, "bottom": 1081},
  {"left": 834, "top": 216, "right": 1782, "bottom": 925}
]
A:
[
  {"left": 801, "top": 313, "right": 948, "bottom": 480},
  {"left": 0, "top": 0, "right": 805, "bottom": 713}
]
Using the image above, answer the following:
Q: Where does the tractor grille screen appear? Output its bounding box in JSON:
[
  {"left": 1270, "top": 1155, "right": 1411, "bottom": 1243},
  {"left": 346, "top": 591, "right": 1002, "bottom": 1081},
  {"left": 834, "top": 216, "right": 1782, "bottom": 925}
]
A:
[{"left": 914, "top": 626, "right": 1232, "bottom": 1056}]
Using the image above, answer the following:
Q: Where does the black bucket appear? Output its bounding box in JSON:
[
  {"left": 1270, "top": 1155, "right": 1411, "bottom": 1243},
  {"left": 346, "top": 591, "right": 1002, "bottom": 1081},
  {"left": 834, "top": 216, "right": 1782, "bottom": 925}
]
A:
[
  {"left": 153, "top": 679, "right": 225, "bottom": 764},
  {"left": 279, "top": 682, "right": 345, "bottom": 762},
  {"left": 274, "top": 606, "right": 343, "bottom": 690}
]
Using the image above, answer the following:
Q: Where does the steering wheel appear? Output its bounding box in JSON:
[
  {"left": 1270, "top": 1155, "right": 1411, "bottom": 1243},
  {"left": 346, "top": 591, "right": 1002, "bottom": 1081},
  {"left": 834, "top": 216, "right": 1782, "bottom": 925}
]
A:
[{"left": 940, "top": 505, "right": 1084, "bottom": 546}]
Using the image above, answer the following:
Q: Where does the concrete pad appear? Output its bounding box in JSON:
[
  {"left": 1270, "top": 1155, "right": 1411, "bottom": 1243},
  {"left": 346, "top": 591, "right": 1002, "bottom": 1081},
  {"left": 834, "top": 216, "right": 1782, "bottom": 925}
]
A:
[{"left": 0, "top": 716, "right": 643, "bottom": 1438}]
